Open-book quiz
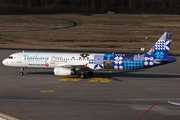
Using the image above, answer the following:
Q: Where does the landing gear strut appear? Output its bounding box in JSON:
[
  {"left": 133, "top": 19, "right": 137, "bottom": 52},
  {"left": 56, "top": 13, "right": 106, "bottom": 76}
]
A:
[
  {"left": 19, "top": 68, "right": 24, "bottom": 76},
  {"left": 79, "top": 71, "right": 86, "bottom": 79},
  {"left": 71, "top": 69, "right": 76, "bottom": 75}
]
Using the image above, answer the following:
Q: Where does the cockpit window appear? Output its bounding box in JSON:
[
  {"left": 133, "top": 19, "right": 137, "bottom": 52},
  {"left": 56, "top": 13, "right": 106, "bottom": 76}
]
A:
[{"left": 8, "top": 56, "right": 13, "bottom": 59}]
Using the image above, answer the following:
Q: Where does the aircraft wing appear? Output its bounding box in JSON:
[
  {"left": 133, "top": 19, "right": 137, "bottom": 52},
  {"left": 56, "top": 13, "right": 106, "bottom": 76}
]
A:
[{"left": 56, "top": 64, "right": 93, "bottom": 71}]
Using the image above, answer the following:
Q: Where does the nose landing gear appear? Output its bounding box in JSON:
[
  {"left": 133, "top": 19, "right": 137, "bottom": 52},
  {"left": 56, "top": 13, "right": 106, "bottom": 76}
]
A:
[{"left": 19, "top": 68, "right": 24, "bottom": 76}]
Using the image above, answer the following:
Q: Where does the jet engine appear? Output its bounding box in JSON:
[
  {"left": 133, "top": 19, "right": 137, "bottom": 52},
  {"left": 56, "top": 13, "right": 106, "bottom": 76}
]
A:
[{"left": 54, "top": 66, "right": 72, "bottom": 76}]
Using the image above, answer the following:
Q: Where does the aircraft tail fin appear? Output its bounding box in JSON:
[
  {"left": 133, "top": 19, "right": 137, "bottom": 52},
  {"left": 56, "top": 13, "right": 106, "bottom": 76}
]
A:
[{"left": 146, "top": 31, "right": 174, "bottom": 59}]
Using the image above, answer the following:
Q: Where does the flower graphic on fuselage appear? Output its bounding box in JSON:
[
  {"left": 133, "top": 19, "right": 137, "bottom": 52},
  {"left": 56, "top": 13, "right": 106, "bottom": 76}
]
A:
[{"left": 155, "top": 51, "right": 164, "bottom": 59}]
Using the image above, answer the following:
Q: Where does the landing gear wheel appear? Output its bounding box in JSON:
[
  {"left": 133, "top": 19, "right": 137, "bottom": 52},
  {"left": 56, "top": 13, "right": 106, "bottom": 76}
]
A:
[
  {"left": 20, "top": 72, "right": 24, "bottom": 76},
  {"left": 87, "top": 71, "right": 93, "bottom": 76},
  {"left": 20, "top": 68, "right": 24, "bottom": 76},
  {"left": 80, "top": 74, "right": 85, "bottom": 79}
]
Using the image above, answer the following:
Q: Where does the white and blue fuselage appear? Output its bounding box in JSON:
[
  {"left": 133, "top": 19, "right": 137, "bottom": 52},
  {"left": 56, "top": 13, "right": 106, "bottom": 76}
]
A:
[
  {"left": 2, "top": 31, "right": 176, "bottom": 78},
  {"left": 3, "top": 52, "right": 147, "bottom": 70}
]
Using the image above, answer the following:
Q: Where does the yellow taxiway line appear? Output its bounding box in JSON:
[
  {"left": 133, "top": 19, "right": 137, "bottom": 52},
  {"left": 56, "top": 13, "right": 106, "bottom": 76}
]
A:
[
  {"left": 88, "top": 78, "right": 112, "bottom": 83},
  {"left": 59, "top": 78, "right": 82, "bottom": 82},
  {"left": 40, "top": 90, "right": 56, "bottom": 93},
  {"left": 59, "top": 78, "right": 112, "bottom": 83}
]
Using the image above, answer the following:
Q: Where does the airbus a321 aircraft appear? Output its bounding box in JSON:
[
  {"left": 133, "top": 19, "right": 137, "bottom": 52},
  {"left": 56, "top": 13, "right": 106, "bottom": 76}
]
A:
[{"left": 2, "top": 31, "right": 176, "bottom": 78}]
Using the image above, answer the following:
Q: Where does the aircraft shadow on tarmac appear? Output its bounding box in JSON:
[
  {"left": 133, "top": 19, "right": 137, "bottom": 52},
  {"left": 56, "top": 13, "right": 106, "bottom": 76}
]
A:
[
  {"left": 27, "top": 71, "right": 54, "bottom": 75},
  {"left": 94, "top": 71, "right": 180, "bottom": 79},
  {"left": 26, "top": 70, "right": 180, "bottom": 79}
]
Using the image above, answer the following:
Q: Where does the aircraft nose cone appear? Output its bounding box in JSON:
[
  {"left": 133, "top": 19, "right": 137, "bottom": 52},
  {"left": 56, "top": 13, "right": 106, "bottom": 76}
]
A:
[{"left": 2, "top": 59, "right": 7, "bottom": 66}]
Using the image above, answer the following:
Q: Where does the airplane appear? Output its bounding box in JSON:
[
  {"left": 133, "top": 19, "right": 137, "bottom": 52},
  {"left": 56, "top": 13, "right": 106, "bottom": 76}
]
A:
[{"left": 2, "top": 31, "right": 176, "bottom": 78}]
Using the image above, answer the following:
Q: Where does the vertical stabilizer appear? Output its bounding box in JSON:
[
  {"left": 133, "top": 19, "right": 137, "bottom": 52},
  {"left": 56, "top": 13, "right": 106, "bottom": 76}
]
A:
[{"left": 146, "top": 31, "right": 173, "bottom": 59}]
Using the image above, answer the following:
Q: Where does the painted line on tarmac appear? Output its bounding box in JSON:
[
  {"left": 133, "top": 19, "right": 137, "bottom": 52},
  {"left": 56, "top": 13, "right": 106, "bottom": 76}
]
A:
[
  {"left": 40, "top": 90, "right": 56, "bottom": 93},
  {"left": 0, "top": 112, "right": 19, "bottom": 120},
  {"left": 59, "top": 78, "right": 82, "bottom": 82},
  {"left": 137, "top": 101, "right": 159, "bottom": 120},
  {"left": 59, "top": 78, "right": 112, "bottom": 83},
  {"left": 88, "top": 78, "right": 112, "bottom": 83},
  {"left": 13, "top": 81, "right": 80, "bottom": 116}
]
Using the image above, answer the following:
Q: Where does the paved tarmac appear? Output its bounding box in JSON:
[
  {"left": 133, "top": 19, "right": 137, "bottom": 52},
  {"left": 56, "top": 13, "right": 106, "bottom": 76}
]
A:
[{"left": 0, "top": 50, "right": 180, "bottom": 120}]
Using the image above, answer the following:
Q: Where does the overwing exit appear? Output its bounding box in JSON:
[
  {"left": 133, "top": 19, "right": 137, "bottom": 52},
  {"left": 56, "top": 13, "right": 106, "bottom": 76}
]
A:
[{"left": 2, "top": 31, "right": 176, "bottom": 78}]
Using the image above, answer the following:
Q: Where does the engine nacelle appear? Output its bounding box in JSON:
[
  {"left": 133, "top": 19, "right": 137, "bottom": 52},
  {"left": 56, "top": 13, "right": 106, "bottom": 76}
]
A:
[{"left": 54, "top": 66, "right": 71, "bottom": 76}]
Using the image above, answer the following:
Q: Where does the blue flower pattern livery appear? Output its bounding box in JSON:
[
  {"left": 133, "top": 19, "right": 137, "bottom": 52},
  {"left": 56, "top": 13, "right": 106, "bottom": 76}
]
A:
[
  {"left": 103, "top": 54, "right": 115, "bottom": 69},
  {"left": 155, "top": 51, "right": 164, "bottom": 59},
  {"left": 147, "top": 31, "right": 173, "bottom": 58},
  {"left": 93, "top": 55, "right": 104, "bottom": 69},
  {"left": 90, "top": 53, "right": 144, "bottom": 70},
  {"left": 88, "top": 31, "right": 175, "bottom": 70},
  {"left": 88, "top": 55, "right": 104, "bottom": 69},
  {"left": 113, "top": 54, "right": 124, "bottom": 69}
]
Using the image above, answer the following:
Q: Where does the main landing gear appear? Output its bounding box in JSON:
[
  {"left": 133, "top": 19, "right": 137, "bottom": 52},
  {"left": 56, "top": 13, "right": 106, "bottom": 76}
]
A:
[
  {"left": 87, "top": 71, "right": 93, "bottom": 76},
  {"left": 79, "top": 71, "right": 93, "bottom": 79},
  {"left": 79, "top": 74, "right": 85, "bottom": 79},
  {"left": 19, "top": 68, "right": 24, "bottom": 76}
]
